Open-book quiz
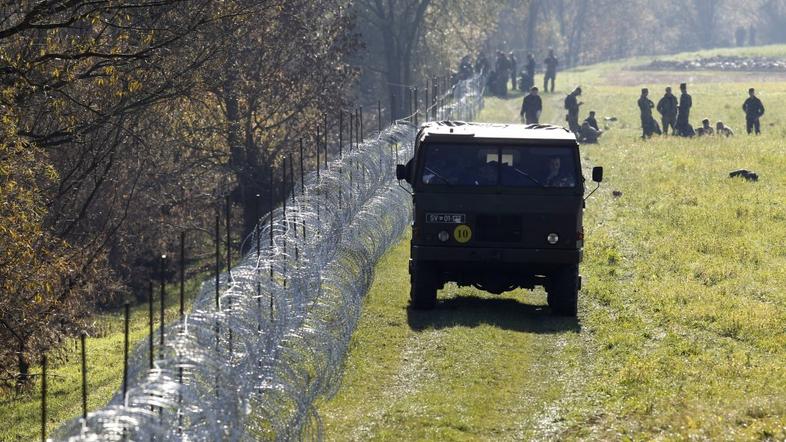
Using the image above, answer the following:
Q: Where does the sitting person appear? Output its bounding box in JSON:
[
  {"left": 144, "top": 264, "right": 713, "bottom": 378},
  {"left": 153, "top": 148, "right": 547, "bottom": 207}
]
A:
[
  {"left": 696, "top": 118, "right": 715, "bottom": 136},
  {"left": 716, "top": 120, "right": 734, "bottom": 137},
  {"left": 584, "top": 110, "right": 599, "bottom": 131},
  {"left": 580, "top": 120, "right": 602, "bottom": 144}
]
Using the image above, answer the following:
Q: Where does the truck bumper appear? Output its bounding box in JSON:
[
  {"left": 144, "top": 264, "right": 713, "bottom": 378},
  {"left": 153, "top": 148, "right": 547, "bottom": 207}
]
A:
[{"left": 411, "top": 245, "right": 582, "bottom": 265}]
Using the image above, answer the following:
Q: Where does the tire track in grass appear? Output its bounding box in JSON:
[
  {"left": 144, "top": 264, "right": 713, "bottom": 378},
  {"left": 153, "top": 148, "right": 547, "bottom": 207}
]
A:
[
  {"left": 321, "top": 93, "right": 594, "bottom": 441},
  {"left": 319, "top": 232, "right": 586, "bottom": 440}
]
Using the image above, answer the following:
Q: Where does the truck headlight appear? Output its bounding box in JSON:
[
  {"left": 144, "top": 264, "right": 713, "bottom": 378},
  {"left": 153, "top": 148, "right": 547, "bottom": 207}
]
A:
[
  {"left": 438, "top": 230, "right": 450, "bottom": 242},
  {"left": 547, "top": 233, "right": 559, "bottom": 244}
]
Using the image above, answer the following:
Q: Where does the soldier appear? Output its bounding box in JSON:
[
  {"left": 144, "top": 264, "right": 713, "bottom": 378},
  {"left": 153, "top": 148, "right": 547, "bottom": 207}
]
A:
[
  {"left": 526, "top": 53, "right": 536, "bottom": 89},
  {"left": 657, "top": 86, "right": 679, "bottom": 135},
  {"left": 509, "top": 52, "right": 518, "bottom": 90},
  {"left": 458, "top": 55, "right": 474, "bottom": 80},
  {"left": 638, "top": 88, "right": 657, "bottom": 138},
  {"left": 495, "top": 51, "right": 511, "bottom": 96},
  {"left": 475, "top": 53, "right": 489, "bottom": 75},
  {"left": 697, "top": 118, "right": 714, "bottom": 136},
  {"left": 564, "top": 86, "right": 582, "bottom": 133},
  {"left": 520, "top": 86, "right": 543, "bottom": 124},
  {"left": 544, "top": 49, "right": 558, "bottom": 93},
  {"left": 716, "top": 121, "right": 734, "bottom": 137},
  {"left": 581, "top": 111, "right": 602, "bottom": 144},
  {"left": 742, "top": 88, "right": 765, "bottom": 135},
  {"left": 544, "top": 156, "right": 575, "bottom": 187},
  {"left": 584, "top": 110, "right": 599, "bottom": 131},
  {"left": 676, "top": 83, "right": 692, "bottom": 136},
  {"left": 518, "top": 71, "right": 532, "bottom": 92}
]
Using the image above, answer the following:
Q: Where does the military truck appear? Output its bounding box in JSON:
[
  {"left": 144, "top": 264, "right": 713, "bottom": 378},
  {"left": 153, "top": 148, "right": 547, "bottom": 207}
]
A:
[{"left": 396, "top": 122, "right": 603, "bottom": 316}]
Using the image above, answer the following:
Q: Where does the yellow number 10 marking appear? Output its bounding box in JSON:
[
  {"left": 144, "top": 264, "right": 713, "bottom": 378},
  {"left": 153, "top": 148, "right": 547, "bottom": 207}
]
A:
[{"left": 454, "top": 225, "right": 472, "bottom": 243}]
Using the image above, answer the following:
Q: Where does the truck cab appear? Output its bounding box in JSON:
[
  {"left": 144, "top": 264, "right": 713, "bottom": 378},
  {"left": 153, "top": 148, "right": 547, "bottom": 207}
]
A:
[{"left": 396, "top": 122, "right": 603, "bottom": 316}]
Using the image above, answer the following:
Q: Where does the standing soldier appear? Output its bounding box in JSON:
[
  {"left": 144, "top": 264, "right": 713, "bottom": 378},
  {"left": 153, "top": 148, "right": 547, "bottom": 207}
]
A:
[
  {"left": 564, "top": 86, "right": 582, "bottom": 133},
  {"left": 742, "top": 88, "right": 765, "bottom": 135},
  {"left": 526, "top": 53, "right": 536, "bottom": 90},
  {"left": 638, "top": 88, "right": 656, "bottom": 139},
  {"left": 509, "top": 52, "right": 518, "bottom": 90},
  {"left": 657, "top": 86, "right": 679, "bottom": 135},
  {"left": 676, "top": 83, "right": 692, "bottom": 136},
  {"left": 544, "top": 49, "right": 558, "bottom": 93},
  {"left": 520, "top": 86, "right": 543, "bottom": 124},
  {"left": 475, "top": 53, "right": 489, "bottom": 75},
  {"left": 495, "top": 51, "right": 511, "bottom": 96}
]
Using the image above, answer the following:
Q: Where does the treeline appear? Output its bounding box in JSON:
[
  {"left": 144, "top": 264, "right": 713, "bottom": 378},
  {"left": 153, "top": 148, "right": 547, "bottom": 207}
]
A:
[
  {"left": 0, "top": 0, "right": 496, "bottom": 389},
  {"left": 489, "top": 0, "right": 786, "bottom": 68},
  {"left": 0, "top": 0, "right": 359, "bottom": 388}
]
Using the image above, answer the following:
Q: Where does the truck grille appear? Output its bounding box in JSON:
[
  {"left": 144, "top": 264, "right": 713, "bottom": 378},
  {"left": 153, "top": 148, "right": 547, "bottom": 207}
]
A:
[{"left": 476, "top": 214, "right": 522, "bottom": 242}]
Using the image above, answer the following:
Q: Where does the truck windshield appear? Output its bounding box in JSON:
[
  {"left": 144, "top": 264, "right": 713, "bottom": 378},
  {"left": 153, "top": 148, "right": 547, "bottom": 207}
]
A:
[{"left": 420, "top": 144, "right": 578, "bottom": 188}]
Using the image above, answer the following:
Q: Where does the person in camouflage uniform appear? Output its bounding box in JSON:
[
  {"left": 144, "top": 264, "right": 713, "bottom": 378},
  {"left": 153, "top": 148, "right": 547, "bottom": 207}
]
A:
[
  {"left": 716, "top": 121, "right": 734, "bottom": 137},
  {"left": 742, "top": 88, "right": 765, "bottom": 135},
  {"left": 526, "top": 53, "right": 536, "bottom": 90},
  {"left": 697, "top": 118, "right": 715, "bottom": 136},
  {"left": 676, "top": 83, "right": 693, "bottom": 136},
  {"left": 656, "top": 86, "right": 679, "bottom": 135},
  {"left": 543, "top": 49, "right": 558, "bottom": 93},
  {"left": 564, "top": 86, "right": 582, "bottom": 133},
  {"left": 638, "top": 88, "right": 658, "bottom": 138},
  {"left": 520, "top": 86, "right": 543, "bottom": 124},
  {"left": 509, "top": 52, "right": 518, "bottom": 90}
]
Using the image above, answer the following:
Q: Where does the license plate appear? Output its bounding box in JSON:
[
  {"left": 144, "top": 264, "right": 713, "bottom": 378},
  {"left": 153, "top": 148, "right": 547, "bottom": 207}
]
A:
[{"left": 426, "top": 213, "right": 466, "bottom": 224}]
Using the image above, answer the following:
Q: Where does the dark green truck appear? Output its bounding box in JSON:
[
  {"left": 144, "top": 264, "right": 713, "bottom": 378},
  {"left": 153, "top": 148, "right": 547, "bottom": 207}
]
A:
[{"left": 396, "top": 122, "right": 603, "bottom": 316}]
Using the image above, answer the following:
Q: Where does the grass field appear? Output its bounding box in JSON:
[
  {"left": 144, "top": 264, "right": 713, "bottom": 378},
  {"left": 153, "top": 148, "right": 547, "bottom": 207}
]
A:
[
  {"left": 318, "top": 46, "right": 786, "bottom": 440},
  {"left": 0, "top": 275, "right": 207, "bottom": 441},
  {"left": 5, "top": 45, "right": 786, "bottom": 441}
]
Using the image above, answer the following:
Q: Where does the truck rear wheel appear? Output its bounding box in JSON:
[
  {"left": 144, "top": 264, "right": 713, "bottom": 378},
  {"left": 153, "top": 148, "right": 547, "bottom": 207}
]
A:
[
  {"left": 410, "top": 262, "right": 438, "bottom": 310},
  {"left": 547, "top": 265, "right": 579, "bottom": 317}
]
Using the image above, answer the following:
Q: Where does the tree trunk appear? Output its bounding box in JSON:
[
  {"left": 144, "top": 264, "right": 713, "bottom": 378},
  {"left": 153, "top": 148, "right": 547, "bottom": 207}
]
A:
[
  {"left": 525, "top": 0, "right": 541, "bottom": 53},
  {"left": 567, "top": 0, "right": 589, "bottom": 67},
  {"left": 16, "top": 342, "right": 29, "bottom": 392}
]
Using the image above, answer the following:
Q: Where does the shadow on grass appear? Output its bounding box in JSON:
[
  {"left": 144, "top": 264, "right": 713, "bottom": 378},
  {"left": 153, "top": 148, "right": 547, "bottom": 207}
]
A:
[{"left": 406, "top": 295, "right": 580, "bottom": 334}]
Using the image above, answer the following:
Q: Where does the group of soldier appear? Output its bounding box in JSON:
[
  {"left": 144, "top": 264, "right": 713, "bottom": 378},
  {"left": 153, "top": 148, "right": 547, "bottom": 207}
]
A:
[
  {"left": 518, "top": 84, "right": 602, "bottom": 144},
  {"left": 460, "top": 51, "right": 767, "bottom": 142},
  {"left": 472, "top": 49, "right": 559, "bottom": 98},
  {"left": 638, "top": 84, "right": 765, "bottom": 138}
]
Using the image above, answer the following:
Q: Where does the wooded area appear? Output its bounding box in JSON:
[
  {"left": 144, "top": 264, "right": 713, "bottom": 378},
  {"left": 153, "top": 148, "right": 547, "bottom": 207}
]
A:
[{"left": 3, "top": 0, "right": 786, "bottom": 389}]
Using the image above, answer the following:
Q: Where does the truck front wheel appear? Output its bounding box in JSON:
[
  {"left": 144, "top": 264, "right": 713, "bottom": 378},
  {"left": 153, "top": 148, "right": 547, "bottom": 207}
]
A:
[
  {"left": 547, "top": 265, "right": 579, "bottom": 317},
  {"left": 410, "top": 262, "right": 438, "bottom": 310}
]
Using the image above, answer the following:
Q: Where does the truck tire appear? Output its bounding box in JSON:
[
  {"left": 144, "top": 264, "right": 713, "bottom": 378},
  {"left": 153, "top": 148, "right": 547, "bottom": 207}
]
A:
[
  {"left": 410, "top": 262, "right": 438, "bottom": 310},
  {"left": 547, "top": 265, "right": 579, "bottom": 317}
]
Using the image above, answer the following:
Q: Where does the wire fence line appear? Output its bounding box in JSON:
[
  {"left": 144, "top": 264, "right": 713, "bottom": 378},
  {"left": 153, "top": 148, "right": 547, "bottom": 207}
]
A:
[{"left": 52, "top": 74, "right": 485, "bottom": 441}]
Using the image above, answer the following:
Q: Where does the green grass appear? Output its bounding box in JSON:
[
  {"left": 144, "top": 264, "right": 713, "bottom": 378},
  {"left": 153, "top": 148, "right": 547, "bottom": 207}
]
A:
[
  {"left": 319, "top": 47, "right": 786, "bottom": 440},
  {"left": 0, "top": 274, "right": 207, "bottom": 441}
]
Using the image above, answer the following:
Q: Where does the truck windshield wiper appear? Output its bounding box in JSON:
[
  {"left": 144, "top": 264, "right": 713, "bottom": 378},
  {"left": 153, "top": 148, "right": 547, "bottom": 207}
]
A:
[
  {"left": 424, "top": 166, "right": 453, "bottom": 186},
  {"left": 512, "top": 166, "right": 545, "bottom": 187}
]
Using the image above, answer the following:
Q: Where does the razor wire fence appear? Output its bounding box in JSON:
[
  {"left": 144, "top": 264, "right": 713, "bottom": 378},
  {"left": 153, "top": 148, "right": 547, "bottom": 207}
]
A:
[{"left": 51, "top": 72, "right": 486, "bottom": 441}]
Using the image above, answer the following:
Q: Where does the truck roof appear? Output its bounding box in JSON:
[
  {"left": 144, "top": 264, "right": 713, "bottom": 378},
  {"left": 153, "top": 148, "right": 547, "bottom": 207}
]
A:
[{"left": 417, "top": 121, "right": 577, "bottom": 144}]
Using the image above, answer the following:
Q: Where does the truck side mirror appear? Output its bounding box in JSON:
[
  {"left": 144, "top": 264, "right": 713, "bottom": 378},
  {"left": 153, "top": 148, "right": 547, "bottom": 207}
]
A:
[
  {"left": 396, "top": 164, "right": 407, "bottom": 181},
  {"left": 592, "top": 166, "right": 603, "bottom": 183},
  {"left": 396, "top": 160, "right": 414, "bottom": 184}
]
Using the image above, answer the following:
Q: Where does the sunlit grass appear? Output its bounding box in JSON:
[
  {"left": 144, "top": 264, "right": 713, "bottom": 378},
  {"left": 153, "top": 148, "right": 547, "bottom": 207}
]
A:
[
  {"left": 0, "top": 275, "right": 207, "bottom": 442},
  {"left": 320, "top": 48, "right": 786, "bottom": 440}
]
